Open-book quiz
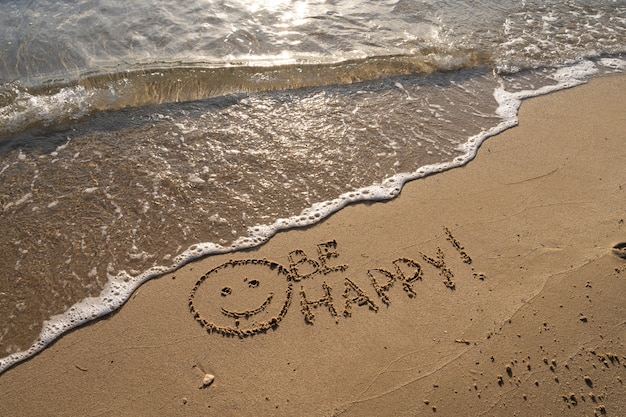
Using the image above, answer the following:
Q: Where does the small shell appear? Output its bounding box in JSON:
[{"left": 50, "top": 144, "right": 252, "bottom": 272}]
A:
[{"left": 202, "top": 374, "right": 215, "bottom": 388}]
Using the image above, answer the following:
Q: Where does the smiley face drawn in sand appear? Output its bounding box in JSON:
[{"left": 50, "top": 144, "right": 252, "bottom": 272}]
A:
[{"left": 189, "top": 259, "right": 292, "bottom": 337}]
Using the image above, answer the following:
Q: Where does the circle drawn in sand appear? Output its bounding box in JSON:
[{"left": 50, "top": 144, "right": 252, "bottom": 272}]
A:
[{"left": 189, "top": 259, "right": 292, "bottom": 337}]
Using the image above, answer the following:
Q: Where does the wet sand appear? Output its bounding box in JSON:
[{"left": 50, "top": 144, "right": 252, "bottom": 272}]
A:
[{"left": 0, "top": 74, "right": 625, "bottom": 416}]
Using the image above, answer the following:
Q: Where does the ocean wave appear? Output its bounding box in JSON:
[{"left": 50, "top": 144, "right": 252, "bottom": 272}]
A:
[{"left": 0, "top": 51, "right": 492, "bottom": 137}]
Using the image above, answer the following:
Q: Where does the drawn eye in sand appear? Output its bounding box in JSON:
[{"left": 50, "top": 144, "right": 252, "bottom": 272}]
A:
[{"left": 189, "top": 259, "right": 292, "bottom": 337}]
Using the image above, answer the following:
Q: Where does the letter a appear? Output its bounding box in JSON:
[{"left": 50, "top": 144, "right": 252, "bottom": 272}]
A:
[{"left": 342, "top": 277, "right": 378, "bottom": 317}]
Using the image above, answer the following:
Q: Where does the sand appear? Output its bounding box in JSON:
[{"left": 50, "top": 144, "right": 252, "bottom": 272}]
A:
[{"left": 1, "top": 74, "right": 625, "bottom": 417}]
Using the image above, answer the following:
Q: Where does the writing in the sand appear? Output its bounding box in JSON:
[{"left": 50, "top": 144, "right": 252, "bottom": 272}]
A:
[{"left": 188, "top": 226, "right": 485, "bottom": 337}]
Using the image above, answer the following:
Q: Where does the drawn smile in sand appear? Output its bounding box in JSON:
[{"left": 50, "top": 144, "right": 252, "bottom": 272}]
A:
[
  {"left": 220, "top": 285, "right": 273, "bottom": 319},
  {"left": 189, "top": 227, "right": 485, "bottom": 338}
]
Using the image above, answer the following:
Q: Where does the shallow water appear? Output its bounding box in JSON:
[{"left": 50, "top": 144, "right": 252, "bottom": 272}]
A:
[{"left": 0, "top": 0, "right": 624, "bottom": 373}]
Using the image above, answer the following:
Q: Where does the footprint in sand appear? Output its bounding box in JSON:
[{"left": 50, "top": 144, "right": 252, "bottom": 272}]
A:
[{"left": 612, "top": 242, "right": 626, "bottom": 259}]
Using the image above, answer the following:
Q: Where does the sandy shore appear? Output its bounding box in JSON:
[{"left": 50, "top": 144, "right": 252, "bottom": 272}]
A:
[{"left": 1, "top": 74, "right": 625, "bottom": 416}]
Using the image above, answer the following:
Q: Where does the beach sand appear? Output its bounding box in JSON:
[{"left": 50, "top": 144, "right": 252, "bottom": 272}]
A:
[{"left": 1, "top": 74, "right": 625, "bottom": 416}]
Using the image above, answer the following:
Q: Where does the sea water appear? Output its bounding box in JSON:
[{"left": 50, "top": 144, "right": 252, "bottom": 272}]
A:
[{"left": 0, "top": 0, "right": 624, "bottom": 373}]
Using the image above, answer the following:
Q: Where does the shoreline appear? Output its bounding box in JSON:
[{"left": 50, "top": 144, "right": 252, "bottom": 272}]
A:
[{"left": 1, "top": 74, "right": 625, "bottom": 416}]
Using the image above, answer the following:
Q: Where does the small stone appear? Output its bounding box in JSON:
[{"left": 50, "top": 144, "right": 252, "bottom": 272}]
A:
[{"left": 202, "top": 374, "right": 215, "bottom": 388}]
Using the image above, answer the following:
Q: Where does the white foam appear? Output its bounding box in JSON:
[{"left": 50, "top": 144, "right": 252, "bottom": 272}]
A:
[
  {"left": 552, "top": 60, "right": 598, "bottom": 83},
  {"left": 0, "top": 86, "right": 94, "bottom": 135},
  {"left": 598, "top": 57, "right": 625, "bottom": 70},
  {"left": 0, "top": 59, "right": 618, "bottom": 375}
]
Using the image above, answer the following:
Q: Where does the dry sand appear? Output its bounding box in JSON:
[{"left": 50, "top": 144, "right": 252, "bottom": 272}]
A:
[{"left": 1, "top": 74, "right": 625, "bottom": 416}]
